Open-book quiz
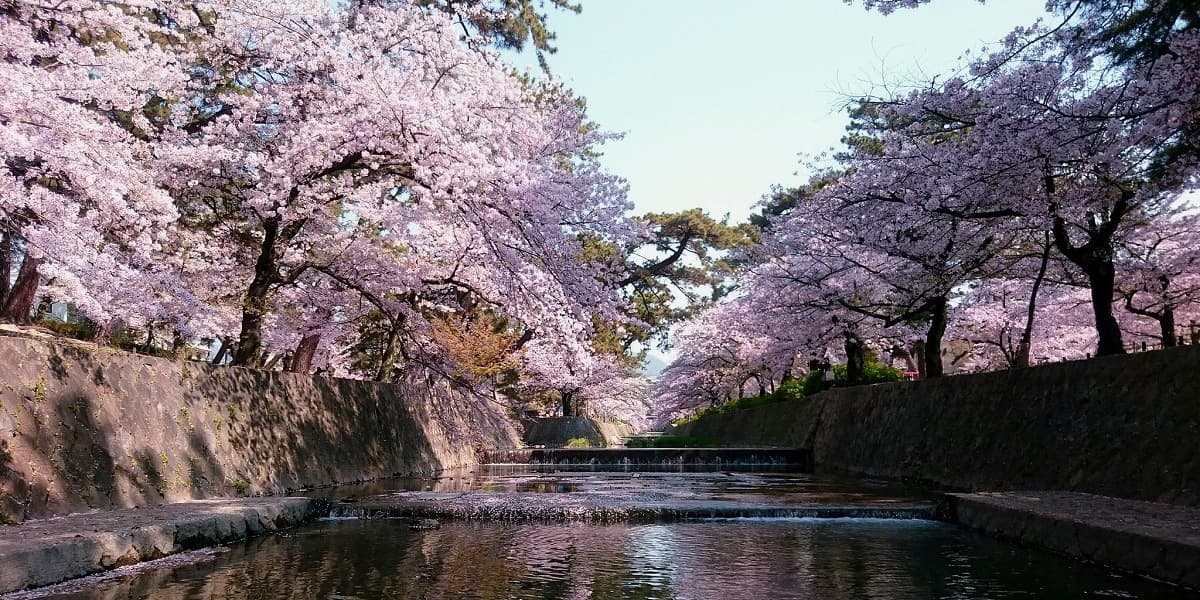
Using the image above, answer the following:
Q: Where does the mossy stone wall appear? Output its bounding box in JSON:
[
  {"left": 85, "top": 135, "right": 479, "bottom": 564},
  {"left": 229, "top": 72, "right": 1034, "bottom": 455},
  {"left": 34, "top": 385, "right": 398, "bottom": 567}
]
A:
[{"left": 0, "top": 334, "right": 520, "bottom": 522}]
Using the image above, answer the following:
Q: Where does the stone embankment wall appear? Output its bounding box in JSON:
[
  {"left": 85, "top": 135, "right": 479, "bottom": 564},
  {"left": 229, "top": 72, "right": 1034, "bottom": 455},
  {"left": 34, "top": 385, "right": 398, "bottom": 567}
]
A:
[
  {"left": 670, "top": 346, "right": 1200, "bottom": 505},
  {"left": 0, "top": 333, "right": 521, "bottom": 523}
]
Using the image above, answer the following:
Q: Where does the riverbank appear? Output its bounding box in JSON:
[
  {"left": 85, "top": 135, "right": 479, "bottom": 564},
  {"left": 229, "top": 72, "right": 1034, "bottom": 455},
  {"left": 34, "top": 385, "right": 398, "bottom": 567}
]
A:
[{"left": 0, "top": 497, "right": 326, "bottom": 593}]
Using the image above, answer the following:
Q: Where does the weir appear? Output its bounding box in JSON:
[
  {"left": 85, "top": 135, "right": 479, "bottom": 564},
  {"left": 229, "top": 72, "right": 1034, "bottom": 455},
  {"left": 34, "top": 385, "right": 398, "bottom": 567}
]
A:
[{"left": 482, "top": 447, "right": 812, "bottom": 469}]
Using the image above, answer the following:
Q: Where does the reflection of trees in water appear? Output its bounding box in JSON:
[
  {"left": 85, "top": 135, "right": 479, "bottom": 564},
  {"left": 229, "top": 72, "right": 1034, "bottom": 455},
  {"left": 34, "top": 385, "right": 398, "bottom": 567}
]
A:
[
  {"left": 31, "top": 523, "right": 940, "bottom": 600},
  {"left": 505, "top": 524, "right": 668, "bottom": 600},
  {"left": 53, "top": 520, "right": 1192, "bottom": 600},
  {"left": 639, "top": 522, "right": 822, "bottom": 599},
  {"left": 406, "top": 525, "right": 527, "bottom": 599}
]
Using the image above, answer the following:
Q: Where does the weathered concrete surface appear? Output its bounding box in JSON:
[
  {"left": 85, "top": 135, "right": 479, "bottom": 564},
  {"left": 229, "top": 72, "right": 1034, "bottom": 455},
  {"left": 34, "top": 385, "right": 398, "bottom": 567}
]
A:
[
  {"left": 0, "top": 332, "right": 521, "bottom": 523},
  {"left": 949, "top": 491, "right": 1200, "bottom": 590},
  {"left": 0, "top": 497, "right": 326, "bottom": 594},
  {"left": 672, "top": 346, "right": 1200, "bottom": 505},
  {"left": 670, "top": 397, "right": 825, "bottom": 449}
]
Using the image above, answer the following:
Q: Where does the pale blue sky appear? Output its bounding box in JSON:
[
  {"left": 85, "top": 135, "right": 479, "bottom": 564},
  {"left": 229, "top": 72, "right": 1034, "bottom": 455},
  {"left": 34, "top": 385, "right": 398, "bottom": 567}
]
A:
[{"left": 509, "top": 0, "right": 1051, "bottom": 222}]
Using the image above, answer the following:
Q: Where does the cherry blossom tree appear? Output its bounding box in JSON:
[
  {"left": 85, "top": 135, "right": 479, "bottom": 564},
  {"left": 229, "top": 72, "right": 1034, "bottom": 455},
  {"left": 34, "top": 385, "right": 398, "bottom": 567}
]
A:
[
  {"left": 841, "top": 0, "right": 1200, "bottom": 357},
  {"left": 1, "top": 0, "right": 194, "bottom": 324},
  {"left": 157, "top": 0, "right": 632, "bottom": 370},
  {"left": 1116, "top": 210, "right": 1200, "bottom": 347}
]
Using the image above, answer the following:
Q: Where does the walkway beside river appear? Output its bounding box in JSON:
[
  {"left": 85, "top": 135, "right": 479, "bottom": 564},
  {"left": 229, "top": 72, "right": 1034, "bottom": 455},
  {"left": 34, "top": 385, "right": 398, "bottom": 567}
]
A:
[
  {"left": 951, "top": 491, "right": 1200, "bottom": 589},
  {"left": 0, "top": 497, "right": 325, "bottom": 594}
]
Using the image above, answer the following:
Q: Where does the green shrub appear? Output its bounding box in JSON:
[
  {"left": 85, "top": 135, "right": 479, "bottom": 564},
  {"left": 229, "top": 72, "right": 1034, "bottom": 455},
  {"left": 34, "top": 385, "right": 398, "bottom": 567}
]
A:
[
  {"left": 863, "top": 361, "right": 905, "bottom": 383},
  {"left": 672, "top": 380, "right": 807, "bottom": 426},
  {"left": 565, "top": 437, "right": 592, "bottom": 448},
  {"left": 802, "top": 370, "right": 828, "bottom": 396},
  {"left": 776, "top": 378, "right": 805, "bottom": 401},
  {"left": 676, "top": 362, "right": 906, "bottom": 426},
  {"left": 805, "top": 361, "right": 905, "bottom": 394},
  {"left": 830, "top": 361, "right": 904, "bottom": 385},
  {"left": 109, "top": 327, "right": 142, "bottom": 351}
]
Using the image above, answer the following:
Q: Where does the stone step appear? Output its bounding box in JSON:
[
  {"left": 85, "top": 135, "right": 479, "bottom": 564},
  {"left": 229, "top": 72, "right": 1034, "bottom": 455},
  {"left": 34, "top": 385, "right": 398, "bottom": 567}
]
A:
[
  {"left": 0, "top": 497, "right": 326, "bottom": 594},
  {"left": 333, "top": 491, "right": 936, "bottom": 523}
]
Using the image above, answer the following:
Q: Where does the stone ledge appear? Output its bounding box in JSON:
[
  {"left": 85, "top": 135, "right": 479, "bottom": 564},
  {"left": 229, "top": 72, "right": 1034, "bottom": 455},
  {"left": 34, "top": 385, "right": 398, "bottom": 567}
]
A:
[
  {"left": 948, "top": 491, "right": 1200, "bottom": 589},
  {"left": 0, "top": 497, "right": 327, "bottom": 594},
  {"left": 333, "top": 490, "right": 936, "bottom": 523}
]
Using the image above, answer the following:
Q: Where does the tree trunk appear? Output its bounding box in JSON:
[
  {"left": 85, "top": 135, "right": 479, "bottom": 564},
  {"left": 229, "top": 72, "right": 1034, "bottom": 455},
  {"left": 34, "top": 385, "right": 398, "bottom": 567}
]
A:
[
  {"left": 1049, "top": 191, "right": 1127, "bottom": 357},
  {"left": 2, "top": 254, "right": 42, "bottom": 324},
  {"left": 894, "top": 345, "right": 917, "bottom": 372},
  {"left": 289, "top": 333, "right": 321, "bottom": 374},
  {"left": 93, "top": 319, "right": 115, "bottom": 345},
  {"left": 141, "top": 325, "right": 156, "bottom": 355},
  {"left": 211, "top": 337, "right": 231, "bottom": 365},
  {"left": 911, "top": 341, "right": 926, "bottom": 379},
  {"left": 923, "top": 296, "right": 947, "bottom": 378},
  {"left": 1084, "top": 261, "right": 1126, "bottom": 356},
  {"left": 0, "top": 229, "right": 13, "bottom": 305},
  {"left": 1047, "top": 167, "right": 1130, "bottom": 357},
  {"left": 376, "top": 322, "right": 403, "bottom": 383},
  {"left": 844, "top": 329, "right": 865, "bottom": 385},
  {"left": 232, "top": 216, "right": 283, "bottom": 367},
  {"left": 1016, "top": 234, "right": 1052, "bottom": 368},
  {"left": 171, "top": 329, "right": 187, "bottom": 358},
  {"left": 561, "top": 391, "right": 575, "bottom": 417},
  {"left": 1160, "top": 306, "right": 1177, "bottom": 348}
]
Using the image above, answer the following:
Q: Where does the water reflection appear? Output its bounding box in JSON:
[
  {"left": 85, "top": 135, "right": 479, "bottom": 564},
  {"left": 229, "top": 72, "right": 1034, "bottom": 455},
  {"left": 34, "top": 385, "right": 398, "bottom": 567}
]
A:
[
  {"left": 35, "top": 519, "right": 1194, "bottom": 600},
  {"left": 324, "top": 469, "right": 937, "bottom": 512}
]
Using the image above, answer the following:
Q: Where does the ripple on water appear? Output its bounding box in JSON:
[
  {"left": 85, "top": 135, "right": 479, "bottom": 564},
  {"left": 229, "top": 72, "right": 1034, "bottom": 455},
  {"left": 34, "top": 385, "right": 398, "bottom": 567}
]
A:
[{"left": 20, "top": 519, "right": 1199, "bottom": 600}]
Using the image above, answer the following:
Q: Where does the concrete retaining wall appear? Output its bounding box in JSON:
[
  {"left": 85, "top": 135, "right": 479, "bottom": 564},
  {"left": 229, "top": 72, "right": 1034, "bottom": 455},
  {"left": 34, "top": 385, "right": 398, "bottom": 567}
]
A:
[
  {"left": 671, "top": 346, "right": 1200, "bottom": 505},
  {"left": 520, "top": 417, "right": 633, "bottom": 447},
  {"left": 0, "top": 333, "right": 521, "bottom": 523}
]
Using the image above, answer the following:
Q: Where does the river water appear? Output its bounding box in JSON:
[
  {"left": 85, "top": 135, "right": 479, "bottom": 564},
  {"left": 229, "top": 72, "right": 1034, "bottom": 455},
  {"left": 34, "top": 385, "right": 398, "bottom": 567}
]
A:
[{"left": 18, "top": 467, "right": 1199, "bottom": 600}]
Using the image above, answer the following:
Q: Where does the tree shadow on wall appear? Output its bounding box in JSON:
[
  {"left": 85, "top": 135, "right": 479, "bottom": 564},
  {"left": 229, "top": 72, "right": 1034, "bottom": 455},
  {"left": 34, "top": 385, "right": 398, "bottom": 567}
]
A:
[
  {"left": 188, "top": 365, "right": 448, "bottom": 493},
  {"left": 4, "top": 340, "right": 244, "bottom": 519},
  {"left": 51, "top": 394, "right": 118, "bottom": 507},
  {"left": 186, "top": 430, "right": 225, "bottom": 492}
]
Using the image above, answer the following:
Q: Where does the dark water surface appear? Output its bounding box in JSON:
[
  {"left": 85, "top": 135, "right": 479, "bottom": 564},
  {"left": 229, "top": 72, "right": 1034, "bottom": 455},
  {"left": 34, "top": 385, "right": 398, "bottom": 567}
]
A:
[
  {"left": 29, "top": 518, "right": 1194, "bottom": 600},
  {"left": 15, "top": 468, "right": 1197, "bottom": 599}
]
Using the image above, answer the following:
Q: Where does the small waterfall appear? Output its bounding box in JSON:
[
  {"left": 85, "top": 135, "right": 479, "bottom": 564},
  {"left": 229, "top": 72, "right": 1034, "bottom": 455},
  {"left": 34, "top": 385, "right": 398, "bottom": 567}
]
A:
[
  {"left": 325, "top": 495, "right": 937, "bottom": 523},
  {"left": 481, "top": 448, "right": 812, "bottom": 471}
]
